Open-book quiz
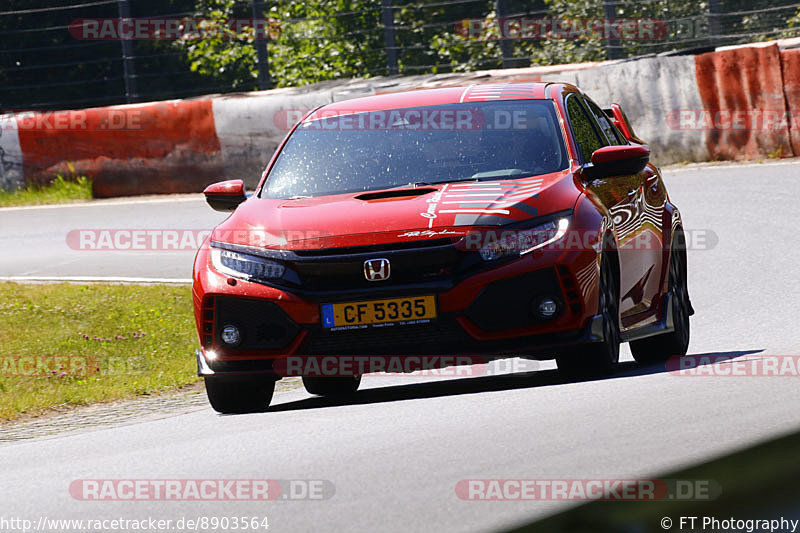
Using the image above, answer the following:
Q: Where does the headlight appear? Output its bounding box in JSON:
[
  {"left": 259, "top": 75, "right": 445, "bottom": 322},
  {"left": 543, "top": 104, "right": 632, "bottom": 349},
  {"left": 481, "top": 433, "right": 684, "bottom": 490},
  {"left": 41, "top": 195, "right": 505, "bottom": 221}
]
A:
[
  {"left": 478, "top": 217, "right": 570, "bottom": 261},
  {"left": 210, "top": 246, "right": 285, "bottom": 280}
]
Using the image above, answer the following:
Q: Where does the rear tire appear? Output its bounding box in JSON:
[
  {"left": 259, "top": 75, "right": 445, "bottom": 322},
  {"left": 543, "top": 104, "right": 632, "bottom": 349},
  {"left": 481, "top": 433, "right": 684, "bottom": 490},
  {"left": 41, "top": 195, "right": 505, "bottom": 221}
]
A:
[
  {"left": 557, "top": 252, "right": 620, "bottom": 378},
  {"left": 204, "top": 377, "right": 275, "bottom": 414},
  {"left": 303, "top": 376, "right": 361, "bottom": 397},
  {"left": 630, "top": 232, "right": 691, "bottom": 364}
]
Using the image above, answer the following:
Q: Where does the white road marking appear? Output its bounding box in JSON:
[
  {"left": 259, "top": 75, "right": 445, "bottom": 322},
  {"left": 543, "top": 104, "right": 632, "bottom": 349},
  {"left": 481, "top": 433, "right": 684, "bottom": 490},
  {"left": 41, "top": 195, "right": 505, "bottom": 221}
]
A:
[
  {"left": 661, "top": 159, "right": 800, "bottom": 173},
  {"left": 0, "top": 276, "right": 192, "bottom": 284},
  {"left": 18, "top": 257, "right": 83, "bottom": 277},
  {"left": 0, "top": 195, "right": 206, "bottom": 212}
]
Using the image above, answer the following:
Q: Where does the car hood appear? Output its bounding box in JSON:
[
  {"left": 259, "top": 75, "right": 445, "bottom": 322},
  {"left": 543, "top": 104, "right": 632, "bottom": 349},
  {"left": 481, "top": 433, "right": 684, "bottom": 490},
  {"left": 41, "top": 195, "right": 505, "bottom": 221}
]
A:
[{"left": 211, "top": 170, "right": 579, "bottom": 250}]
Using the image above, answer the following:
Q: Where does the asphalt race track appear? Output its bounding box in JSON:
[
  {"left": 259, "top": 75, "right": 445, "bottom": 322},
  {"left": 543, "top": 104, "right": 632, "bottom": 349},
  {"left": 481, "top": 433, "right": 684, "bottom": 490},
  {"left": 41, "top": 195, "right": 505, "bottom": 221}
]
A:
[
  {"left": 0, "top": 194, "right": 225, "bottom": 281},
  {"left": 2, "top": 161, "right": 800, "bottom": 532}
]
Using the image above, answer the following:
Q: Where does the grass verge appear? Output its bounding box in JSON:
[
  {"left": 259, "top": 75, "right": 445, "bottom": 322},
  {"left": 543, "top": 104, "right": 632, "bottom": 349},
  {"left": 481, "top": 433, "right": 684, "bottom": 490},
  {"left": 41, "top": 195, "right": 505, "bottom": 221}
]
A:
[
  {"left": 0, "top": 175, "right": 92, "bottom": 207},
  {"left": 0, "top": 282, "right": 199, "bottom": 421}
]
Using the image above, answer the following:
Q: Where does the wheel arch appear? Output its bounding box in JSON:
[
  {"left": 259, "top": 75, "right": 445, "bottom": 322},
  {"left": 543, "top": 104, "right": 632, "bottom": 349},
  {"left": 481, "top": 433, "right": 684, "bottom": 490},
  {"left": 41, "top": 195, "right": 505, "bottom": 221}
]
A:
[{"left": 600, "top": 229, "right": 621, "bottom": 302}]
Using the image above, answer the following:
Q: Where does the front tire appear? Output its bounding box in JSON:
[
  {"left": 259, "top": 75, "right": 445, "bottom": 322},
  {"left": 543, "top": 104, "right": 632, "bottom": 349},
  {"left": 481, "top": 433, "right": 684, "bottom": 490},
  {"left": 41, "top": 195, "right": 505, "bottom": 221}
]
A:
[
  {"left": 630, "top": 232, "right": 691, "bottom": 364},
  {"left": 204, "top": 376, "right": 275, "bottom": 414},
  {"left": 557, "top": 252, "right": 620, "bottom": 378},
  {"left": 303, "top": 376, "right": 361, "bottom": 397}
]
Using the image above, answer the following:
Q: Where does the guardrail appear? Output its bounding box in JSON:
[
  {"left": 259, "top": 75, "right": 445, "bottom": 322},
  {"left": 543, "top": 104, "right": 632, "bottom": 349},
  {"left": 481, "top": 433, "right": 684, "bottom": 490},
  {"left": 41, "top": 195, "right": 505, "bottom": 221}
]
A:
[{"left": 1, "top": 39, "right": 799, "bottom": 197}]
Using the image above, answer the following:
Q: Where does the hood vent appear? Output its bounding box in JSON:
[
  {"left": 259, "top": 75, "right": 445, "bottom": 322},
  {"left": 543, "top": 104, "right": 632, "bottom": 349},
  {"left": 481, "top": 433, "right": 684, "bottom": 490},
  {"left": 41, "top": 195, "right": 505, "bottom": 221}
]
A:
[{"left": 355, "top": 188, "right": 435, "bottom": 201}]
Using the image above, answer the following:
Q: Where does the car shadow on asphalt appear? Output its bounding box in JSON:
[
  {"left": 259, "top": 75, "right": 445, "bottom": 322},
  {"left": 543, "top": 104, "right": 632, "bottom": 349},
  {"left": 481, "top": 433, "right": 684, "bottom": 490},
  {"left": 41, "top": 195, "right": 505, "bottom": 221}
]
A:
[{"left": 266, "top": 349, "right": 763, "bottom": 413}]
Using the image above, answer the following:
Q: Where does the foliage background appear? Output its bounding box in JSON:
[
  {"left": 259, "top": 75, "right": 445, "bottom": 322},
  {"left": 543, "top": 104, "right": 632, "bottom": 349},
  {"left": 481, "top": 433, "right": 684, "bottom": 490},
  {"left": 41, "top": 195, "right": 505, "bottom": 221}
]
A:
[{"left": 0, "top": 0, "right": 798, "bottom": 110}]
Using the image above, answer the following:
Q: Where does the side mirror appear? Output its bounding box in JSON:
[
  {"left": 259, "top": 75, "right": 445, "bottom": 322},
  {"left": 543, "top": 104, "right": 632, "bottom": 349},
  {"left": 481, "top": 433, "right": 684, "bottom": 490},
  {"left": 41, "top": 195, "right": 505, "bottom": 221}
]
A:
[
  {"left": 203, "top": 180, "right": 246, "bottom": 212},
  {"left": 584, "top": 145, "right": 650, "bottom": 179}
]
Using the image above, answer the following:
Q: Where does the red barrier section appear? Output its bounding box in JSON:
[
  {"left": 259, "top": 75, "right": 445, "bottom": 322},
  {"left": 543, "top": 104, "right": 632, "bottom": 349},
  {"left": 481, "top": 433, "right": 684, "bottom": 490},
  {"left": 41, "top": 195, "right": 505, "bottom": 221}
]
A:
[
  {"left": 15, "top": 100, "right": 222, "bottom": 197},
  {"left": 780, "top": 49, "right": 800, "bottom": 157},
  {"left": 695, "top": 44, "right": 793, "bottom": 160},
  {"left": 8, "top": 46, "right": 800, "bottom": 198}
]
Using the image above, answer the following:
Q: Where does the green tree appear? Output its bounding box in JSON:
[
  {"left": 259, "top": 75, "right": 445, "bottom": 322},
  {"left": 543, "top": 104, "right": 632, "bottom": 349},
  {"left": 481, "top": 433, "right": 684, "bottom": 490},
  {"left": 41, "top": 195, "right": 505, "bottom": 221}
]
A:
[
  {"left": 0, "top": 0, "right": 203, "bottom": 110},
  {"left": 174, "top": 0, "right": 385, "bottom": 89}
]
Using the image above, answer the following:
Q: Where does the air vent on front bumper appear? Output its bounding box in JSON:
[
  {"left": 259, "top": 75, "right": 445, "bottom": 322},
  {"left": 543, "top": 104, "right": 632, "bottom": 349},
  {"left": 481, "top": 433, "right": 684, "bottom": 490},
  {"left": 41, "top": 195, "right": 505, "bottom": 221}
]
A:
[
  {"left": 213, "top": 296, "right": 300, "bottom": 351},
  {"left": 465, "top": 268, "right": 564, "bottom": 331}
]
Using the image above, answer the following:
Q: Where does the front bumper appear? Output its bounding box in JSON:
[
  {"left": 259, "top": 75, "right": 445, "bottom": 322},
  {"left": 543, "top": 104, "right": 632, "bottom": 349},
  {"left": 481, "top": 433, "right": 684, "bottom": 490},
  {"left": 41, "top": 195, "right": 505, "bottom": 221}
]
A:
[
  {"left": 196, "top": 312, "right": 607, "bottom": 377},
  {"left": 193, "top": 239, "right": 604, "bottom": 376}
]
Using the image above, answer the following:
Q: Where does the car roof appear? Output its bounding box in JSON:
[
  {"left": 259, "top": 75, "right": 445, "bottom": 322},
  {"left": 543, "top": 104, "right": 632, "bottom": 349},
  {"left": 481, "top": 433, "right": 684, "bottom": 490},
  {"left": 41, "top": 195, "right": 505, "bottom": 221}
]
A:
[{"left": 306, "top": 82, "right": 577, "bottom": 121}]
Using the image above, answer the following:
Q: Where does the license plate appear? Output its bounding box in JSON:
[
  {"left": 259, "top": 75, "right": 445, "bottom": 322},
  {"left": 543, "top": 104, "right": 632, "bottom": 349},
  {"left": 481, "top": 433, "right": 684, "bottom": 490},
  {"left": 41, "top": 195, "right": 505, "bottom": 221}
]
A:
[{"left": 321, "top": 295, "right": 437, "bottom": 329}]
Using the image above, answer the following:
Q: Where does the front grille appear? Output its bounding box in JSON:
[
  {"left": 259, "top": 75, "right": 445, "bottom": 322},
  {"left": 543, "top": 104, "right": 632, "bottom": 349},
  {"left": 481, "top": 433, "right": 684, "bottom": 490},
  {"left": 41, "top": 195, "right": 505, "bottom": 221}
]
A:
[
  {"left": 214, "top": 296, "right": 299, "bottom": 351},
  {"left": 288, "top": 243, "right": 472, "bottom": 291}
]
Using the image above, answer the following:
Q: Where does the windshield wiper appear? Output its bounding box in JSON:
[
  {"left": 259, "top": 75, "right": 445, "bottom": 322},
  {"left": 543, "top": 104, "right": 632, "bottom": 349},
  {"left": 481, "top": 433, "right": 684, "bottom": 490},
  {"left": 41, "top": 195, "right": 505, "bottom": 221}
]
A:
[
  {"left": 469, "top": 169, "right": 534, "bottom": 180},
  {"left": 397, "top": 172, "right": 536, "bottom": 189}
]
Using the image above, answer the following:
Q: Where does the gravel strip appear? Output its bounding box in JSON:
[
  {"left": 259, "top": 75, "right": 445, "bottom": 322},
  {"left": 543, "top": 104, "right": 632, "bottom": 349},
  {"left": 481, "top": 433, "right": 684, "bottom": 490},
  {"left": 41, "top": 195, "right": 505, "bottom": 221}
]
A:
[{"left": 0, "top": 378, "right": 302, "bottom": 445}]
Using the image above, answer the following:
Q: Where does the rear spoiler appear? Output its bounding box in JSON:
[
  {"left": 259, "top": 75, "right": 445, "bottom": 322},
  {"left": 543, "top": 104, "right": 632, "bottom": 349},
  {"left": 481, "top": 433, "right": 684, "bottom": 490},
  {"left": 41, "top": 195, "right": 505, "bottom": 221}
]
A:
[{"left": 603, "top": 103, "right": 646, "bottom": 145}]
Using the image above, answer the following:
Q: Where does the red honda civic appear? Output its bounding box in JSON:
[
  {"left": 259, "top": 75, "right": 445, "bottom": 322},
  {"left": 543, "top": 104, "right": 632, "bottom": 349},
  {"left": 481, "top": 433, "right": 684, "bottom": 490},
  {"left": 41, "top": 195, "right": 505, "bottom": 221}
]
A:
[{"left": 193, "top": 83, "right": 693, "bottom": 413}]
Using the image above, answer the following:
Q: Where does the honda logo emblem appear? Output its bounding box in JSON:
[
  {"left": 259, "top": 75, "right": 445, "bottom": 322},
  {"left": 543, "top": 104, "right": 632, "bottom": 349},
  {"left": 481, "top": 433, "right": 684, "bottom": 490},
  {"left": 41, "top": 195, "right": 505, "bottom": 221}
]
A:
[{"left": 364, "top": 258, "right": 391, "bottom": 281}]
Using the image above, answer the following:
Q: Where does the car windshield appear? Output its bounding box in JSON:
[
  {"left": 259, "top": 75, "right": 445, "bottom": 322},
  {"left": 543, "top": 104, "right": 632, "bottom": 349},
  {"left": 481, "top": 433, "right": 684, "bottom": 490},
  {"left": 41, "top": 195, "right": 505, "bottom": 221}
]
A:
[{"left": 261, "top": 100, "right": 568, "bottom": 199}]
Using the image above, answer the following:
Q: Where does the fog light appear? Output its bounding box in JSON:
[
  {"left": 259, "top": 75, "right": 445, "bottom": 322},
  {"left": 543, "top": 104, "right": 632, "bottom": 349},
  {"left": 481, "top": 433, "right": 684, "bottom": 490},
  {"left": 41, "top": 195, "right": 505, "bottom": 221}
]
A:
[
  {"left": 221, "top": 325, "right": 241, "bottom": 346},
  {"left": 536, "top": 298, "right": 558, "bottom": 319}
]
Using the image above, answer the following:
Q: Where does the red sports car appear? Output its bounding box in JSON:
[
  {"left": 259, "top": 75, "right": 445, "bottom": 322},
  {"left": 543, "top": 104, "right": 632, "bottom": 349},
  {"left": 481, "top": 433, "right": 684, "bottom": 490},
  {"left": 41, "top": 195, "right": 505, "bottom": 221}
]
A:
[{"left": 193, "top": 83, "right": 693, "bottom": 413}]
